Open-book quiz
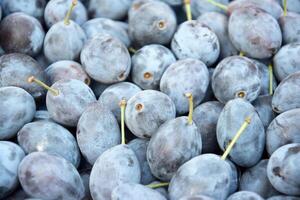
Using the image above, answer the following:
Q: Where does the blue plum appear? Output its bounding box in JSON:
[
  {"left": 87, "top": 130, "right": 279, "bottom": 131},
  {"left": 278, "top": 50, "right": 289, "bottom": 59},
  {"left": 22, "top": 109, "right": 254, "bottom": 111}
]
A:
[
  {"left": 191, "top": 0, "right": 229, "bottom": 18},
  {"left": 279, "top": 12, "right": 300, "bottom": 45},
  {"left": 252, "top": 95, "right": 276, "bottom": 129}
]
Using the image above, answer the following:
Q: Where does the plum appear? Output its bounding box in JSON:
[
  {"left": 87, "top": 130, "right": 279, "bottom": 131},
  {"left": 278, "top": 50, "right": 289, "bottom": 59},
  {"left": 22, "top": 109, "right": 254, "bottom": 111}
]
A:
[
  {"left": 128, "top": 1, "right": 177, "bottom": 47},
  {"left": 125, "top": 90, "right": 176, "bottom": 138},
  {"left": 131, "top": 44, "right": 176, "bottom": 90},
  {"left": 17, "top": 120, "right": 81, "bottom": 167},
  {"left": 197, "top": 12, "right": 238, "bottom": 60},
  {"left": 252, "top": 95, "right": 276, "bottom": 129},
  {"left": 0, "top": 141, "right": 25, "bottom": 199},
  {"left": 273, "top": 43, "right": 300, "bottom": 81},
  {"left": 82, "top": 18, "right": 130, "bottom": 47},
  {"left": 193, "top": 101, "right": 224, "bottom": 153},
  {"left": 0, "top": 86, "right": 36, "bottom": 140},
  {"left": 1, "top": 0, "right": 46, "bottom": 20},
  {"left": 228, "top": 6, "right": 282, "bottom": 59},
  {"left": 45, "top": 60, "right": 90, "bottom": 85},
  {"left": 240, "top": 159, "right": 280, "bottom": 198},
  {"left": 267, "top": 143, "right": 300, "bottom": 195},
  {"left": 89, "top": 144, "right": 141, "bottom": 200},
  {"left": 44, "top": 0, "right": 88, "bottom": 28},
  {"left": 0, "top": 53, "right": 46, "bottom": 99},
  {"left": 279, "top": 12, "right": 300, "bottom": 45},
  {"left": 168, "top": 154, "right": 233, "bottom": 200},
  {"left": 111, "top": 182, "right": 167, "bottom": 200},
  {"left": 0, "top": 12, "right": 45, "bottom": 56},
  {"left": 77, "top": 102, "right": 120, "bottom": 165},
  {"left": 46, "top": 79, "right": 96, "bottom": 127},
  {"left": 18, "top": 152, "right": 85, "bottom": 199},
  {"left": 179, "top": 195, "right": 214, "bottom": 200},
  {"left": 212, "top": 56, "right": 261, "bottom": 104},
  {"left": 266, "top": 108, "right": 300, "bottom": 155},
  {"left": 191, "top": 0, "right": 229, "bottom": 18},
  {"left": 160, "top": 59, "right": 209, "bottom": 114},
  {"left": 272, "top": 71, "right": 300, "bottom": 113},
  {"left": 80, "top": 33, "right": 131, "bottom": 84},
  {"left": 80, "top": 169, "right": 92, "bottom": 200},
  {"left": 267, "top": 196, "right": 300, "bottom": 200},
  {"left": 227, "top": 191, "right": 264, "bottom": 200},
  {"left": 98, "top": 82, "right": 142, "bottom": 122},
  {"left": 217, "top": 98, "right": 265, "bottom": 167},
  {"left": 171, "top": 20, "right": 220, "bottom": 66}
]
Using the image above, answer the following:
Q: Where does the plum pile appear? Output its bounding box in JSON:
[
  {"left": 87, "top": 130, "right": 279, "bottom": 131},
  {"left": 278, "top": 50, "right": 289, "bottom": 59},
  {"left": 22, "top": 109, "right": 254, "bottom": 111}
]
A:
[{"left": 0, "top": 0, "right": 300, "bottom": 200}]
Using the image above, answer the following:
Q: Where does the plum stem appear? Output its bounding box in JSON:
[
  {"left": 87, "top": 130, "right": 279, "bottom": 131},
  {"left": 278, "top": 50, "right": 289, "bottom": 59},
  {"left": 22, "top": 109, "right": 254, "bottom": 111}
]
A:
[
  {"left": 283, "top": 0, "right": 287, "bottom": 16},
  {"left": 27, "top": 76, "right": 59, "bottom": 96},
  {"left": 184, "top": 0, "right": 192, "bottom": 21},
  {"left": 221, "top": 116, "right": 251, "bottom": 160},
  {"left": 239, "top": 52, "right": 245, "bottom": 56},
  {"left": 205, "top": 0, "right": 228, "bottom": 12},
  {"left": 185, "top": 93, "right": 193, "bottom": 125},
  {"left": 128, "top": 47, "right": 137, "bottom": 54},
  {"left": 64, "top": 0, "right": 78, "bottom": 25},
  {"left": 268, "top": 64, "right": 273, "bottom": 95},
  {"left": 146, "top": 182, "right": 169, "bottom": 188},
  {"left": 119, "top": 99, "right": 127, "bottom": 145}
]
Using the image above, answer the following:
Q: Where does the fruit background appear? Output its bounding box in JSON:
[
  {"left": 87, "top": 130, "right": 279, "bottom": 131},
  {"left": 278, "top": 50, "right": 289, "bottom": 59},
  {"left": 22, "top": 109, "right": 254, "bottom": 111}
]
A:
[{"left": 0, "top": 0, "right": 300, "bottom": 199}]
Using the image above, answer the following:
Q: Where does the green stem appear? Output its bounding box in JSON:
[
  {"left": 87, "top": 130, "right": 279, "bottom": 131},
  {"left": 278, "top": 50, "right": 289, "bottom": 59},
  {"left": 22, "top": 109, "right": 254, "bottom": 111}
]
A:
[
  {"left": 64, "top": 0, "right": 77, "bottom": 25},
  {"left": 120, "top": 99, "right": 127, "bottom": 145},
  {"left": 146, "top": 182, "right": 169, "bottom": 189}
]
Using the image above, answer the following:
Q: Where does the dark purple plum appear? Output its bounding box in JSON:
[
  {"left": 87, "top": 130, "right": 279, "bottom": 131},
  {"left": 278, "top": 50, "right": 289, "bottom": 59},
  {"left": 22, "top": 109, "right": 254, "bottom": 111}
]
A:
[
  {"left": 131, "top": 44, "right": 176, "bottom": 90},
  {"left": 193, "top": 101, "right": 224, "bottom": 153},
  {"left": 227, "top": 191, "right": 264, "bottom": 200},
  {"left": 0, "top": 12, "right": 45, "bottom": 56},
  {"left": 0, "top": 141, "right": 25, "bottom": 199},
  {"left": 272, "top": 71, "right": 300, "bottom": 113},
  {"left": 267, "top": 143, "right": 300, "bottom": 195},
  {"left": 128, "top": 1, "right": 177, "bottom": 47},
  {"left": 46, "top": 79, "right": 96, "bottom": 127},
  {"left": 0, "top": 53, "right": 46, "bottom": 99},
  {"left": 228, "top": 7, "right": 282, "bottom": 59},
  {"left": 80, "top": 33, "right": 131, "bottom": 84},
  {"left": 279, "top": 12, "right": 300, "bottom": 45},
  {"left": 125, "top": 90, "right": 176, "bottom": 138},
  {"left": 160, "top": 59, "right": 209, "bottom": 114},
  {"left": 217, "top": 98, "right": 265, "bottom": 167},
  {"left": 252, "top": 95, "right": 276, "bottom": 129},
  {"left": 179, "top": 195, "right": 214, "bottom": 200},
  {"left": 240, "top": 159, "right": 280, "bottom": 198},
  {"left": 0, "top": 86, "right": 36, "bottom": 140},
  {"left": 17, "top": 120, "right": 81, "bottom": 167},
  {"left": 212, "top": 56, "right": 261, "bottom": 104},
  {"left": 77, "top": 102, "right": 120, "bottom": 165},
  {"left": 191, "top": 0, "right": 228, "bottom": 18},
  {"left": 98, "top": 82, "right": 142, "bottom": 122},
  {"left": 171, "top": 20, "right": 219, "bottom": 66},
  {"left": 18, "top": 152, "right": 85, "bottom": 199},
  {"left": 266, "top": 108, "right": 300, "bottom": 155}
]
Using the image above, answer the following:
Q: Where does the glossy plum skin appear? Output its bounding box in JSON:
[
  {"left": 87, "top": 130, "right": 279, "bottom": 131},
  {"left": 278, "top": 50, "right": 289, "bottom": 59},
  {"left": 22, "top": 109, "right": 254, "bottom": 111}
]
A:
[
  {"left": 89, "top": 145, "right": 141, "bottom": 200},
  {"left": 190, "top": 0, "right": 229, "bottom": 18},
  {"left": 160, "top": 58, "right": 209, "bottom": 114},
  {"left": 82, "top": 18, "right": 130, "bottom": 47},
  {"left": 44, "top": 21, "right": 87, "bottom": 63},
  {"left": 193, "top": 101, "right": 224, "bottom": 153},
  {"left": 125, "top": 90, "right": 176, "bottom": 138},
  {"left": 272, "top": 71, "right": 300, "bottom": 113},
  {"left": 128, "top": 139, "right": 155, "bottom": 184},
  {"left": 240, "top": 159, "right": 280, "bottom": 198},
  {"left": 252, "top": 95, "right": 276, "bottom": 129},
  {"left": 0, "top": 12, "right": 45, "bottom": 56},
  {"left": 45, "top": 60, "right": 90, "bottom": 85},
  {"left": 80, "top": 33, "right": 131, "bottom": 84},
  {"left": 18, "top": 152, "right": 85, "bottom": 199},
  {"left": 46, "top": 79, "right": 96, "bottom": 127},
  {"left": 266, "top": 108, "right": 300, "bottom": 155},
  {"left": 273, "top": 43, "right": 300, "bottom": 81},
  {"left": 128, "top": 1, "right": 177, "bottom": 47},
  {"left": 279, "top": 12, "right": 300, "bottom": 45},
  {"left": 0, "top": 53, "right": 46, "bottom": 99},
  {"left": 171, "top": 20, "right": 220, "bottom": 66},
  {"left": 111, "top": 183, "right": 166, "bottom": 200},
  {"left": 227, "top": 191, "right": 264, "bottom": 200},
  {"left": 267, "top": 143, "right": 300, "bottom": 195},
  {"left": 0, "top": 86, "right": 36, "bottom": 140},
  {"left": 44, "top": 0, "right": 88, "bottom": 28},
  {"left": 228, "top": 7, "right": 282, "bottom": 59},
  {"left": 147, "top": 116, "right": 202, "bottom": 181},
  {"left": 212, "top": 56, "right": 261, "bottom": 104},
  {"left": 0, "top": 141, "right": 25, "bottom": 199},
  {"left": 217, "top": 98, "right": 265, "bottom": 167},
  {"left": 77, "top": 102, "right": 120, "bottom": 165},
  {"left": 131, "top": 44, "right": 176, "bottom": 90},
  {"left": 98, "top": 82, "right": 142, "bottom": 122},
  {"left": 17, "top": 120, "right": 81, "bottom": 167},
  {"left": 168, "top": 154, "right": 233, "bottom": 200}
]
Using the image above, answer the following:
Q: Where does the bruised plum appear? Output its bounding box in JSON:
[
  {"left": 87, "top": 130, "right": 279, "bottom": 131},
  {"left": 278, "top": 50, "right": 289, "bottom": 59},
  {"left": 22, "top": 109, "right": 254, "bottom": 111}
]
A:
[{"left": 279, "top": 12, "right": 300, "bottom": 45}]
